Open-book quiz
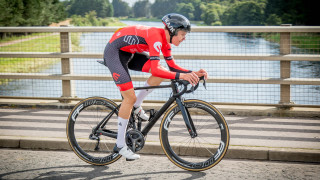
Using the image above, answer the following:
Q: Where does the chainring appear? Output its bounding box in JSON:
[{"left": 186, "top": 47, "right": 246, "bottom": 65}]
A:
[{"left": 125, "top": 129, "right": 145, "bottom": 152}]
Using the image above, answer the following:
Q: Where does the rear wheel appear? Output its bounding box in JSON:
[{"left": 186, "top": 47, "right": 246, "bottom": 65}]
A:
[
  {"left": 66, "top": 97, "right": 121, "bottom": 165},
  {"left": 160, "top": 99, "right": 229, "bottom": 171}
]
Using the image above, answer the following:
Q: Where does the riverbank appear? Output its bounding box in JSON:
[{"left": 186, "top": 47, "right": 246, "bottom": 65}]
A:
[{"left": 259, "top": 32, "right": 320, "bottom": 53}]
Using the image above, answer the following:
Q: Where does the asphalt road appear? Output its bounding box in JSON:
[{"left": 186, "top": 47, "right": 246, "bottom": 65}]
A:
[{"left": 0, "top": 148, "right": 319, "bottom": 180}]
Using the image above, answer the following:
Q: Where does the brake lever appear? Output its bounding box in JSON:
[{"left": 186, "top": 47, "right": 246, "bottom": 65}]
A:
[{"left": 203, "top": 78, "right": 207, "bottom": 90}]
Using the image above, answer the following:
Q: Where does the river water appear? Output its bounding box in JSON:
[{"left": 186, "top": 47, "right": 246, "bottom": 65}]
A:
[{"left": 1, "top": 21, "right": 319, "bottom": 105}]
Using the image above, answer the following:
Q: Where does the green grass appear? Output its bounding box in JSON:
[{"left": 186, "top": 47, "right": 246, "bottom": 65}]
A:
[
  {"left": 0, "top": 58, "right": 59, "bottom": 73},
  {"left": 0, "top": 33, "right": 69, "bottom": 85},
  {"left": 0, "top": 33, "right": 49, "bottom": 44},
  {"left": 0, "top": 33, "right": 62, "bottom": 76},
  {"left": 104, "top": 18, "right": 127, "bottom": 26},
  {"left": 263, "top": 33, "right": 320, "bottom": 53},
  {"left": 0, "top": 33, "right": 60, "bottom": 52}
]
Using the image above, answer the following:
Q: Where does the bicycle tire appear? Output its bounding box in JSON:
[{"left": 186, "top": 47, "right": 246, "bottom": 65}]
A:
[
  {"left": 159, "top": 99, "right": 230, "bottom": 171},
  {"left": 66, "top": 97, "right": 121, "bottom": 165}
]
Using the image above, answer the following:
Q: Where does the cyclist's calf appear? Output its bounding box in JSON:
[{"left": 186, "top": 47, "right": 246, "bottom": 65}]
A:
[{"left": 119, "top": 89, "right": 137, "bottom": 119}]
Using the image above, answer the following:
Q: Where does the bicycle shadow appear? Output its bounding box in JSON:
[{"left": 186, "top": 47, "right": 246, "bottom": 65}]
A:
[{"left": 0, "top": 164, "right": 207, "bottom": 179}]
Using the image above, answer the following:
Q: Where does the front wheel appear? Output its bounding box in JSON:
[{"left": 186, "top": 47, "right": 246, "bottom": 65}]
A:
[{"left": 159, "top": 99, "right": 230, "bottom": 171}]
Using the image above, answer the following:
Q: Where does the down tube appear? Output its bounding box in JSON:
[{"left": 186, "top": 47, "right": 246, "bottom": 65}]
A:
[{"left": 141, "top": 97, "right": 176, "bottom": 136}]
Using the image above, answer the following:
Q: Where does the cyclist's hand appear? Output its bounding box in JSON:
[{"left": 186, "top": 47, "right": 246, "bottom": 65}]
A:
[
  {"left": 180, "top": 72, "right": 199, "bottom": 86},
  {"left": 194, "top": 69, "right": 208, "bottom": 80}
]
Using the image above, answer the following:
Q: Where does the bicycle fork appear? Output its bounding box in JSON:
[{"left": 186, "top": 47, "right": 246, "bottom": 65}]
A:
[{"left": 176, "top": 98, "right": 198, "bottom": 138}]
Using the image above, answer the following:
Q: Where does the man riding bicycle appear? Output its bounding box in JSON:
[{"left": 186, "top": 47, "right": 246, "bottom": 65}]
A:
[{"left": 103, "top": 13, "right": 208, "bottom": 160}]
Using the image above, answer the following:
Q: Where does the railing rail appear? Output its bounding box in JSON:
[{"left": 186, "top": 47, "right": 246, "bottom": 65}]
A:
[{"left": 1, "top": 26, "right": 320, "bottom": 107}]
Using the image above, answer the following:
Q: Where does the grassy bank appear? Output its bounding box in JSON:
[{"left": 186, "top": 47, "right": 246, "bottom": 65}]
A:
[
  {"left": 0, "top": 33, "right": 61, "bottom": 85},
  {"left": 0, "top": 32, "right": 83, "bottom": 85},
  {"left": 263, "top": 32, "right": 320, "bottom": 53}
]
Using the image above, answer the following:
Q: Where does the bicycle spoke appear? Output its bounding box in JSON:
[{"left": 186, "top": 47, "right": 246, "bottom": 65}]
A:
[
  {"left": 67, "top": 97, "right": 121, "bottom": 165},
  {"left": 195, "top": 138, "right": 215, "bottom": 156},
  {"left": 161, "top": 100, "right": 229, "bottom": 171}
]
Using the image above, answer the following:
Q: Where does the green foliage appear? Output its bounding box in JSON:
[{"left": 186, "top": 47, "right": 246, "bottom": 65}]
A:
[
  {"left": 150, "top": 0, "right": 202, "bottom": 21},
  {"left": 70, "top": 11, "right": 125, "bottom": 26},
  {"left": 264, "top": 0, "right": 320, "bottom": 25},
  {"left": 222, "top": 1, "right": 265, "bottom": 25},
  {"left": 151, "top": 0, "right": 176, "bottom": 19},
  {"left": 133, "top": 0, "right": 151, "bottom": 18},
  {"left": 66, "top": 0, "right": 113, "bottom": 18},
  {"left": 0, "top": 0, "right": 67, "bottom": 26},
  {"left": 1, "top": 0, "right": 318, "bottom": 27},
  {"left": 112, "top": 0, "right": 132, "bottom": 17},
  {"left": 212, "top": 21, "right": 222, "bottom": 26},
  {"left": 265, "top": 14, "right": 282, "bottom": 25},
  {"left": 176, "top": 3, "right": 195, "bottom": 20},
  {"left": 201, "top": 3, "right": 224, "bottom": 25}
]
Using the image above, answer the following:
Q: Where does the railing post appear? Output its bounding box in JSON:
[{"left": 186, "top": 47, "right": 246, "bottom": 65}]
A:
[
  {"left": 60, "top": 26, "right": 73, "bottom": 103},
  {"left": 279, "top": 24, "right": 293, "bottom": 109}
]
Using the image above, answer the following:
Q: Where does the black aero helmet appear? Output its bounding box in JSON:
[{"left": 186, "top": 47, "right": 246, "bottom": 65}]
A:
[{"left": 162, "top": 13, "right": 191, "bottom": 42}]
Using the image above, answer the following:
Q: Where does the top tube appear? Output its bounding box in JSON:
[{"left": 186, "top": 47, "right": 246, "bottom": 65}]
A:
[{"left": 134, "top": 84, "right": 172, "bottom": 91}]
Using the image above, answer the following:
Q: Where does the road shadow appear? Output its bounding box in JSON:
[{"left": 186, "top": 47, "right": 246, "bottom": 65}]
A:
[{"left": 0, "top": 164, "right": 206, "bottom": 180}]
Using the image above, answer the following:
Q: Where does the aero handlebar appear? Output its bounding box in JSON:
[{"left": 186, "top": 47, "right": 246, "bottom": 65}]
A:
[{"left": 172, "top": 76, "right": 206, "bottom": 97}]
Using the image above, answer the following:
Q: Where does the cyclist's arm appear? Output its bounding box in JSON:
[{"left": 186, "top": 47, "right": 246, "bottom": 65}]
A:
[
  {"left": 150, "top": 56, "right": 179, "bottom": 79},
  {"left": 164, "top": 56, "right": 192, "bottom": 73}
]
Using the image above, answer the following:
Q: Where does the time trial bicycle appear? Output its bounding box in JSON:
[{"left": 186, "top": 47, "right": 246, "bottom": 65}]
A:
[{"left": 66, "top": 77, "right": 230, "bottom": 171}]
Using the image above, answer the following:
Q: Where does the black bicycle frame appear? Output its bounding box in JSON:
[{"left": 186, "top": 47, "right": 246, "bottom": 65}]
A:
[
  {"left": 137, "top": 81, "right": 197, "bottom": 137},
  {"left": 96, "top": 80, "right": 197, "bottom": 138}
]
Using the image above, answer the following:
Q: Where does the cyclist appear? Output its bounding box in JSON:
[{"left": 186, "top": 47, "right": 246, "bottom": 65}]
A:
[{"left": 103, "top": 13, "right": 208, "bottom": 160}]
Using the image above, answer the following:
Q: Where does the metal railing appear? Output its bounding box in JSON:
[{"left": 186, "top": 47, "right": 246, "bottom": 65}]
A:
[{"left": 0, "top": 25, "right": 320, "bottom": 108}]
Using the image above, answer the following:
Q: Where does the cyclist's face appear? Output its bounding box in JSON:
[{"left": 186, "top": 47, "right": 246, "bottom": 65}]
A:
[{"left": 172, "top": 30, "right": 187, "bottom": 46}]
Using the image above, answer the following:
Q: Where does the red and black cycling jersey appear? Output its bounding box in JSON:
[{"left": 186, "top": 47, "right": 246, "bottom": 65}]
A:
[{"left": 108, "top": 25, "right": 191, "bottom": 79}]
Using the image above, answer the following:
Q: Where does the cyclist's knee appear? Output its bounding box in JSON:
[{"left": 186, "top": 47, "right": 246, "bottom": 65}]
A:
[
  {"left": 126, "top": 95, "right": 137, "bottom": 105},
  {"left": 121, "top": 89, "right": 137, "bottom": 105}
]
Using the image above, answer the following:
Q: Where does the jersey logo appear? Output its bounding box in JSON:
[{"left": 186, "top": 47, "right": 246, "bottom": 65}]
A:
[
  {"left": 153, "top": 42, "right": 162, "bottom": 53},
  {"left": 113, "top": 73, "right": 120, "bottom": 81},
  {"left": 124, "top": 35, "right": 139, "bottom": 45}
]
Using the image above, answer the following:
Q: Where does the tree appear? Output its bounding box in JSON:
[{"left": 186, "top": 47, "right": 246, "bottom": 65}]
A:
[
  {"left": 264, "top": 0, "right": 320, "bottom": 25},
  {"left": 0, "top": 0, "right": 66, "bottom": 26},
  {"left": 176, "top": 0, "right": 203, "bottom": 21},
  {"left": 0, "top": 0, "right": 24, "bottom": 26},
  {"left": 67, "top": 0, "right": 113, "bottom": 18},
  {"left": 265, "top": 14, "right": 281, "bottom": 25},
  {"left": 188, "top": 0, "right": 202, "bottom": 21},
  {"left": 133, "top": 0, "right": 150, "bottom": 18},
  {"left": 112, "top": 0, "right": 132, "bottom": 17},
  {"left": 222, "top": 1, "right": 265, "bottom": 25},
  {"left": 201, "top": 3, "right": 224, "bottom": 25},
  {"left": 176, "top": 3, "right": 195, "bottom": 20},
  {"left": 151, "top": 0, "right": 177, "bottom": 18}
]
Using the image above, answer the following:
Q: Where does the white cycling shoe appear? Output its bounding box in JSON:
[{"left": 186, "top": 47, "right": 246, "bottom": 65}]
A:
[
  {"left": 114, "top": 145, "right": 140, "bottom": 161},
  {"left": 134, "top": 106, "right": 149, "bottom": 121}
]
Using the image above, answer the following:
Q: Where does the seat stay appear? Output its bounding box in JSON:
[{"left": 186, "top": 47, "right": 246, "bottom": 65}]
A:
[{"left": 94, "top": 104, "right": 120, "bottom": 133}]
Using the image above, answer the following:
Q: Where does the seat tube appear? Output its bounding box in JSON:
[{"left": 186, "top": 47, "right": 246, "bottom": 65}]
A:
[{"left": 176, "top": 98, "right": 197, "bottom": 138}]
